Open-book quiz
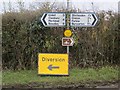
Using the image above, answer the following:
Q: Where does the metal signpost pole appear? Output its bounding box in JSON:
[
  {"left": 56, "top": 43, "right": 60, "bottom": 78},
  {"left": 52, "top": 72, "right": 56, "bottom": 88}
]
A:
[
  {"left": 66, "top": 0, "right": 70, "bottom": 54},
  {"left": 40, "top": 1, "right": 98, "bottom": 76}
]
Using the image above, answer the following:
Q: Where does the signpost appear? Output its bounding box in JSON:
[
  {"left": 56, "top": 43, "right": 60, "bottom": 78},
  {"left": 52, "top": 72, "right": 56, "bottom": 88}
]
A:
[
  {"left": 38, "top": 53, "right": 68, "bottom": 75},
  {"left": 66, "top": 0, "right": 70, "bottom": 54},
  {"left": 70, "top": 13, "right": 98, "bottom": 27},
  {"left": 39, "top": 0, "right": 98, "bottom": 76},
  {"left": 41, "top": 13, "right": 66, "bottom": 27},
  {"left": 62, "top": 37, "right": 74, "bottom": 46}
]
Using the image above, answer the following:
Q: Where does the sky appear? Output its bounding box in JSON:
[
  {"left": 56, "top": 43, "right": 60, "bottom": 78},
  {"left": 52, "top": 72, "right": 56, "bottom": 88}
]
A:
[{"left": 0, "top": 0, "right": 119, "bottom": 13}]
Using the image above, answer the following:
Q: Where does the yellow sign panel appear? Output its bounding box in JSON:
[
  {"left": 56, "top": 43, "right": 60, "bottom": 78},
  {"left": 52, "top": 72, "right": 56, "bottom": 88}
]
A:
[
  {"left": 64, "top": 29, "right": 72, "bottom": 37},
  {"left": 38, "top": 53, "right": 69, "bottom": 75}
]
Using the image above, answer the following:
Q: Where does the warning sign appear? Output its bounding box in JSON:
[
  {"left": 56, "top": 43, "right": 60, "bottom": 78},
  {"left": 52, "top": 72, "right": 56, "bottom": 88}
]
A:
[{"left": 38, "top": 53, "right": 69, "bottom": 75}]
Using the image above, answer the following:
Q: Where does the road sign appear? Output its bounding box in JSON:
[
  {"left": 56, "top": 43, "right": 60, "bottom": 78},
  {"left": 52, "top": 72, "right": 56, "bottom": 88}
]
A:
[
  {"left": 70, "top": 13, "right": 98, "bottom": 27},
  {"left": 62, "top": 37, "right": 74, "bottom": 46},
  {"left": 38, "top": 53, "right": 68, "bottom": 75},
  {"left": 64, "top": 29, "right": 72, "bottom": 37},
  {"left": 41, "top": 12, "right": 66, "bottom": 27}
]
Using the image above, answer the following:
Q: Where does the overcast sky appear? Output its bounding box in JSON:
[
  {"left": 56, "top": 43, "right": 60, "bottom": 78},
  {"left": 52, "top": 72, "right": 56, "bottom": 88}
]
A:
[{"left": 0, "top": 0, "right": 119, "bottom": 13}]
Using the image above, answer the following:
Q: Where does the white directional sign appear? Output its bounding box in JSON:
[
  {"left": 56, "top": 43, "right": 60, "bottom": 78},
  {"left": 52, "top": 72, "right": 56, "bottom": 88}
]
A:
[
  {"left": 62, "top": 37, "right": 74, "bottom": 46},
  {"left": 70, "top": 13, "right": 98, "bottom": 27},
  {"left": 41, "top": 13, "right": 66, "bottom": 27}
]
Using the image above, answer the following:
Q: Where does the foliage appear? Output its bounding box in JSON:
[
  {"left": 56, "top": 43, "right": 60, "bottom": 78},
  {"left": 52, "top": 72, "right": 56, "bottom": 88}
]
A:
[{"left": 2, "top": 2, "right": 119, "bottom": 70}]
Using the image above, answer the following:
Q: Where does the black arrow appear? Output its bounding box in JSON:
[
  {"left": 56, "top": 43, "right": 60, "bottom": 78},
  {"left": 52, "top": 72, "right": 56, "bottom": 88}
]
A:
[
  {"left": 43, "top": 13, "right": 47, "bottom": 25},
  {"left": 48, "top": 64, "right": 59, "bottom": 71},
  {"left": 92, "top": 14, "right": 96, "bottom": 25}
]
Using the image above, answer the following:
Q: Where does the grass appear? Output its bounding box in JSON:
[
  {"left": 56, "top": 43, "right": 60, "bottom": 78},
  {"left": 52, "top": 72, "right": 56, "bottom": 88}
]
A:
[{"left": 2, "top": 66, "right": 119, "bottom": 88}]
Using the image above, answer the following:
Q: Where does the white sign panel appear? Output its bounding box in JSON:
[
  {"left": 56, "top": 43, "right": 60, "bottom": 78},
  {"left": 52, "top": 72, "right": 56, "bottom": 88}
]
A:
[
  {"left": 70, "top": 13, "right": 98, "bottom": 27},
  {"left": 41, "top": 13, "right": 66, "bottom": 27}
]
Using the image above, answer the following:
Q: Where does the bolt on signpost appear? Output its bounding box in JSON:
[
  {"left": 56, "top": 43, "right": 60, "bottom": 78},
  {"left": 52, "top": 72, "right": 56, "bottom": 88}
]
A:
[{"left": 40, "top": 0, "right": 98, "bottom": 76}]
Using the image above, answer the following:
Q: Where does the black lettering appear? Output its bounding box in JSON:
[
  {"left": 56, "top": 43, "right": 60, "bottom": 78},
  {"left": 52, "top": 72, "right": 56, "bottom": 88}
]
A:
[
  {"left": 48, "top": 23, "right": 59, "bottom": 25},
  {"left": 49, "top": 20, "right": 59, "bottom": 22},
  {"left": 48, "top": 14, "right": 56, "bottom": 16},
  {"left": 41, "top": 57, "right": 65, "bottom": 62},
  {"left": 62, "top": 59, "right": 65, "bottom": 62},
  {"left": 49, "top": 17, "right": 59, "bottom": 19},
  {"left": 72, "top": 14, "right": 85, "bottom": 17},
  {"left": 42, "top": 57, "right": 45, "bottom": 61}
]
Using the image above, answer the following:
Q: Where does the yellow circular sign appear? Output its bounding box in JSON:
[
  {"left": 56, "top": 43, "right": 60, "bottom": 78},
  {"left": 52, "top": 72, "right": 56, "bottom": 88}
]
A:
[{"left": 64, "top": 29, "right": 72, "bottom": 37}]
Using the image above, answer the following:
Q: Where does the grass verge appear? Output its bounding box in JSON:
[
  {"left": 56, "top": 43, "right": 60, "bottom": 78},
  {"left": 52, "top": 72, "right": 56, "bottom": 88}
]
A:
[{"left": 2, "top": 66, "right": 119, "bottom": 88}]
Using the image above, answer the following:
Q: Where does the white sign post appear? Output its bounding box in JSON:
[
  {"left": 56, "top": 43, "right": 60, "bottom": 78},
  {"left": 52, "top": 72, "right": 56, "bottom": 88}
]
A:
[
  {"left": 41, "top": 13, "right": 66, "bottom": 27},
  {"left": 70, "top": 13, "right": 98, "bottom": 27}
]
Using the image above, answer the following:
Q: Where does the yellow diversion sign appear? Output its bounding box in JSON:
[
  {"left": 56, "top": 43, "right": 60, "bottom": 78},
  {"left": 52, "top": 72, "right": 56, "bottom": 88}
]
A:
[{"left": 38, "top": 53, "right": 69, "bottom": 75}]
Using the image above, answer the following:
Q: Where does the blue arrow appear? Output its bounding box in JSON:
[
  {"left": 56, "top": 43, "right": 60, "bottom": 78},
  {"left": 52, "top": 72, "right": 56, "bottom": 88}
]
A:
[{"left": 48, "top": 64, "right": 59, "bottom": 71}]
